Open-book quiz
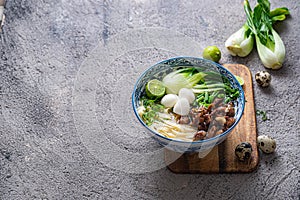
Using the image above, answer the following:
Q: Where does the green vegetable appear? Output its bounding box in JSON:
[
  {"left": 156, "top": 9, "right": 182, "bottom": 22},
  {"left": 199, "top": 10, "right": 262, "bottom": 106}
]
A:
[
  {"left": 256, "top": 109, "right": 269, "bottom": 121},
  {"left": 208, "top": 91, "right": 219, "bottom": 103},
  {"left": 193, "top": 83, "right": 225, "bottom": 89},
  {"left": 244, "top": 0, "right": 289, "bottom": 69},
  {"left": 194, "top": 75, "right": 240, "bottom": 107},
  {"left": 192, "top": 87, "right": 224, "bottom": 94},
  {"left": 225, "top": 23, "right": 254, "bottom": 57},
  {"left": 225, "top": 0, "right": 289, "bottom": 62},
  {"left": 162, "top": 68, "right": 206, "bottom": 94},
  {"left": 270, "top": 7, "right": 290, "bottom": 23},
  {"left": 140, "top": 97, "right": 164, "bottom": 126}
]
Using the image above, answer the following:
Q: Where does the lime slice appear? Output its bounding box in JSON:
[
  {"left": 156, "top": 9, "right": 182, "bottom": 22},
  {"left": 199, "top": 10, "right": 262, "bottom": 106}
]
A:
[
  {"left": 203, "top": 46, "right": 221, "bottom": 63},
  {"left": 145, "top": 79, "right": 166, "bottom": 98},
  {"left": 235, "top": 75, "right": 244, "bottom": 86}
]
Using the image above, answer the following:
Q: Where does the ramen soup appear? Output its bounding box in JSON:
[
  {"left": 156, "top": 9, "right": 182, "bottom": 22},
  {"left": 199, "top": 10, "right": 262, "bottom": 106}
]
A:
[{"left": 137, "top": 67, "right": 240, "bottom": 142}]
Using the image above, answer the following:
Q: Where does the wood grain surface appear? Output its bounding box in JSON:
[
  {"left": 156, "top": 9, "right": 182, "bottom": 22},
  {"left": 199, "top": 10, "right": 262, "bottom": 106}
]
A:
[{"left": 165, "top": 64, "right": 259, "bottom": 173}]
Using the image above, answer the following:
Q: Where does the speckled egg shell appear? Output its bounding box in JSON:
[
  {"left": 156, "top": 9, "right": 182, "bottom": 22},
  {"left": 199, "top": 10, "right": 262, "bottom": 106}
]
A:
[
  {"left": 257, "top": 135, "right": 276, "bottom": 154},
  {"left": 235, "top": 142, "right": 253, "bottom": 161},
  {"left": 255, "top": 71, "right": 271, "bottom": 87}
]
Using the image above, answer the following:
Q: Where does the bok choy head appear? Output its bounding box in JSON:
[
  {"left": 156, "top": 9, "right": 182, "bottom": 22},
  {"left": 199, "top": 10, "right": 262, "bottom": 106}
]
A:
[
  {"left": 225, "top": 23, "right": 254, "bottom": 57},
  {"left": 244, "top": 0, "right": 289, "bottom": 69},
  {"left": 225, "top": 0, "right": 289, "bottom": 61},
  {"left": 162, "top": 68, "right": 206, "bottom": 94}
]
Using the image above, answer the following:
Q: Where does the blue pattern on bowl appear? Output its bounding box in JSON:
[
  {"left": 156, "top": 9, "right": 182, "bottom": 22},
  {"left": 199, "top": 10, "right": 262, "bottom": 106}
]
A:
[{"left": 132, "top": 57, "right": 245, "bottom": 153}]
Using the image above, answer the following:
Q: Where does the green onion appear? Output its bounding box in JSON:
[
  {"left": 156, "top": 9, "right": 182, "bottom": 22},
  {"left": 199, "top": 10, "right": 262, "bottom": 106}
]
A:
[
  {"left": 192, "top": 88, "right": 224, "bottom": 94},
  {"left": 256, "top": 109, "right": 269, "bottom": 121},
  {"left": 193, "top": 83, "right": 225, "bottom": 89}
]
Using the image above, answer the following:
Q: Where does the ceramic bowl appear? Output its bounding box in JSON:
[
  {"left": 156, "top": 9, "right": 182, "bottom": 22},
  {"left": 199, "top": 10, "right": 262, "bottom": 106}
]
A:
[{"left": 132, "top": 57, "right": 245, "bottom": 152}]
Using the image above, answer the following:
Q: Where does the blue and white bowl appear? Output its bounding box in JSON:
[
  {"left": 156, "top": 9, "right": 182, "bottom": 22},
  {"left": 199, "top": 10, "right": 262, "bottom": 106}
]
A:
[{"left": 132, "top": 57, "right": 245, "bottom": 153}]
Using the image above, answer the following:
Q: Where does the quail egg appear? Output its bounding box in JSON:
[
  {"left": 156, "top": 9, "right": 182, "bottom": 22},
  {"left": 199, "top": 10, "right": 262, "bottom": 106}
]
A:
[
  {"left": 255, "top": 71, "right": 271, "bottom": 87},
  {"left": 161, "top": 94, "right": 179, "bottom": 108},
  {"left": 235, "top": 142, "right": 253, "bottom": 161},
  {"left": 257, "top": 135, "right": 276, "bottom": 154}
]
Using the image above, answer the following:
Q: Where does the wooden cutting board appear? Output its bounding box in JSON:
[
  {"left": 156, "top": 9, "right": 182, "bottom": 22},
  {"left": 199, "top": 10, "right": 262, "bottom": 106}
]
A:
[{"left": 164, "top": 64, "right": 259, "bottom": 173}]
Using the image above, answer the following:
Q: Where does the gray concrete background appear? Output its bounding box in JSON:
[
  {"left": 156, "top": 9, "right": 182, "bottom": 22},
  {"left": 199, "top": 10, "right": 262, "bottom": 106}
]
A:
[{"left": 0, "top": 0, "right": 299, "bottom": 199}]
